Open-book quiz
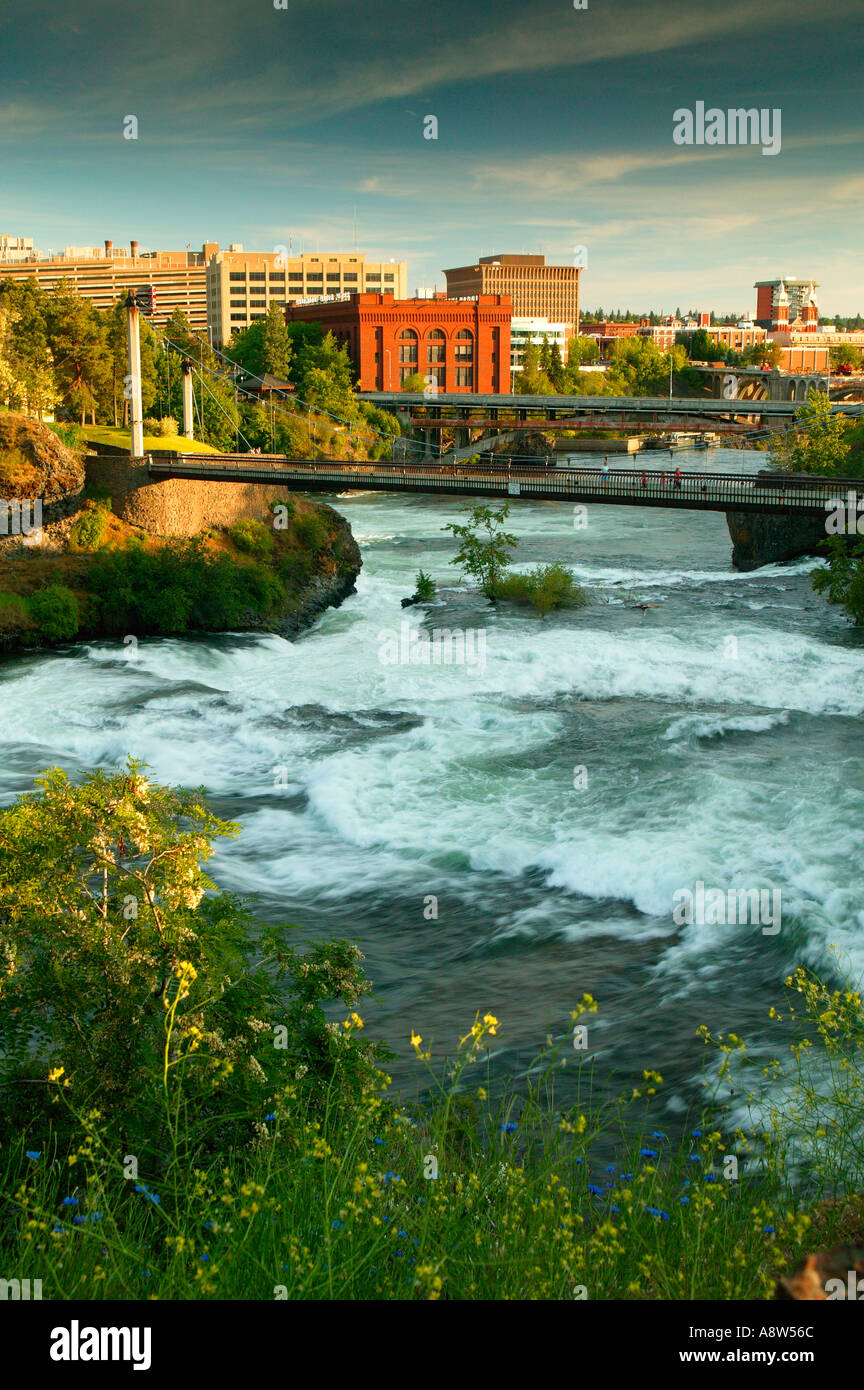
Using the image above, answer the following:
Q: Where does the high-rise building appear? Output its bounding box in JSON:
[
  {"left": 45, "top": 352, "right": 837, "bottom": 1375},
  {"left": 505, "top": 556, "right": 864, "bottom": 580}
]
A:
[
  {"left": 510, "top": 317, "right": 570, "bottom": 380},
  {"left": 207, "top": 248, "right": 407, "bottom": 345},
  {"left": 444, "top": 254, "right": 581, "bottom": 338},
  {"left": 755, "top": 278, "right": 820, "bottom": 332},
  {"left": 0, "top": 239, "right": 210, "bottom": 330}
]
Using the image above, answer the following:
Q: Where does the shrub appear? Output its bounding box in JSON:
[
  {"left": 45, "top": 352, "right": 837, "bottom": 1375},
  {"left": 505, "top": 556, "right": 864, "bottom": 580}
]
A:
[
  {"left": 414, "top": 569, "right": 437, "bottom": 601},
  {"left": 86, "top": 537, "right": 286, "bottom": 635},
  {"left": 493, "top": 563, "right": 588, "bottom": 617},
  {"left": 230, "top": 518, "right": 274, "bottom": 559},
  {"left": 293, "top": 512, "right": 329, "bottom": 550},
  {"left": 0, "top": 762, "right": 385, "bottom": 1161},
  {"left": 28, "top": 583, "right": 80, "bottom": 640},
  {"left": 0, "top": 590, "right": 33, "bottom": 632},
  {"left": 69, "top": 503, "right": 109, "bottom": 552},
  {"left": 143, "top": 417, "right": 162, "bottom": 436},
  {"left": 159, "top": 416, "right": 179, "bottom": 438}
]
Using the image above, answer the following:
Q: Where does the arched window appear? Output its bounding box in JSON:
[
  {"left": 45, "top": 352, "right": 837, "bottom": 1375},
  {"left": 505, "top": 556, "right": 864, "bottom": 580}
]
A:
[
  {"left": 427, "top": 328, "right": 445, "bottom": 363},
  {"left": 455, "top": 328, "right": 474, "bottom": 360},
  {"left": 398, "top": 328, "right": 418, "bottom": 364}
]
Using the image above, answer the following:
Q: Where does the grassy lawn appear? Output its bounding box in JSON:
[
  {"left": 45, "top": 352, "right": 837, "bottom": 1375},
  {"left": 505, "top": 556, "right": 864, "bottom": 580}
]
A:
[{"left": 82, "top": 425, "right": 220, "bottom": 455}]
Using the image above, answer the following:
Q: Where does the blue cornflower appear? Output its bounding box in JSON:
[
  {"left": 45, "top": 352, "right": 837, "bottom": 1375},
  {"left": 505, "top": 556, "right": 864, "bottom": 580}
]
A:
[
  {"left": 61, "top": 1196, "right": 78, "bottom": 1206},
  {"left": 604, "top": 1165, "right": 616, "bottom": 1173},
  {"left": 374, "top": 1137, "right": 386, "bottom": 1145},
  {"left": 689, "top": 1154, "right": 701, "bottom": 1162},
  {"left": 763, "top": 1226, "right": 776, "bottom": 1235},
  {"left": 53, "top": 1225, "right": 65, "bottom": 1234},
  {"left": 382, "top": 1172, "right": 402, "bottom": 1185},
  {"left": 652, "top": 1131, "right": 666, "bottom": 1140},
  {"left": 203, "top": 1221, "right": 214, "bottom": 1229},
  {"left": 622, "top": 1173, "right": 633, "bottom": 1180},
  {"left": 499, "top": 1122, "right": 518, "bottom": 1133},
  {"left": 264, "top": 1113, "right": 276, "bottom": 1122},
  {"left": 331, "top": 1218, "right": 344, "bottom": 1230},
  {"left": 200, "top": 1253, "right": 210, "bottom": 1262},
  {"left": 610, "top": 1206, "right": 620, "bottom": 1214},
  {"left": 397, "top": 1229, "right": 408, "bottom": 1239},
  {"left": 704, "top": 1174, "right": 717, "bottom": 1183},
  {"left": 25, "top": 1151, "right": 40, "bottom": 1160},
  {"left": 587, "top": 1183, "right": 604, "bottom": 1196},
  {"left": 691, "top": 1128, "right": 703, "bottom": 1138},
  {"left": 142, "top": 1270, "right": 151, "bottom": 1279},
  {"left": 640, "top": 1148, "right": 659, "bottom": 1159},
  {"left": 680, "top": 1196, "right": 690, "bottom": 1205}
]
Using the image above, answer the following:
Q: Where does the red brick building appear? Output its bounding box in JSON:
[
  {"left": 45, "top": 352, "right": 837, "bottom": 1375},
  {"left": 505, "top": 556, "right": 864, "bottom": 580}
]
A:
[{"left": 284, "top": 291, "right": 512, "bottom": 393}]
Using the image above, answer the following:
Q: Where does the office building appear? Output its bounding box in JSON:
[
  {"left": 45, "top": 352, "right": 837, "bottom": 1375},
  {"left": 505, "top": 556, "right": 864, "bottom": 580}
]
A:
[{"left": 444, "top": 254, "right": 581, "bottom": 338}]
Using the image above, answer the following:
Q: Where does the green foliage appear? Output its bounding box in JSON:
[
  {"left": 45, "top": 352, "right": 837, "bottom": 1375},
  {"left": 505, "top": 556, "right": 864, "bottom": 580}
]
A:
[
  {"left": 812, "top": 536, "right": 864, "bottom": 623},
  {"left": 158, "top": 416, "right": 179, "bottom": 438},
  {"left": 770, "top": 390, "right": 851, "bottom": 476},
  {"left": 0, "top": 763, "right": 385, "bottom": 1162},
  {"left": 27, "top": 583, "right": 80, "bottom": 640},
  {"left": 514, "top": 341, "right": 555, "bottom": 395},
  {"left": 566, "top": 335, "right": 601, "bottom": 367},
  {"left": 745, "top": 341, "right": 784, "bottom": 368},
  {"left": 46, "top": 421, "right": 86, "bottom": 453},
  {"left": 686, "top": 327, "right": 722, "bottom": 362},
  {"left": 399, "top": 372, "right": 426, "bottom": 393},
  {"left": 493, "top": 563, "right": 588, "bottom": 616},
  {"left": 413, "top": 569, "right": 437, "bottom": 601},
  {"left": 69, "top": 503, "right": 109, "bottom": 552},
  {"left": 85, "top": 537, "right": 286, "bottom": 635},
  {"left": 443, "top": 502, "right": 519, "bottom": 597},
  {"left": 293, "top": 512, "right": 329, "bottom": 551},
  {"left": 229, "top": 518, "right": 275, "bottom": 559}
]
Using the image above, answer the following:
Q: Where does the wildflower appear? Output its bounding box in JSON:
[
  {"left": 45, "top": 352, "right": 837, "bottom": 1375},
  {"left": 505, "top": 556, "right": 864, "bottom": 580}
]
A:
[
  {"left": 331, "top": 1219, "right": 344, "bottom": 1230},
  {"left": 652, "top": 1131, "right": 666, "bottom": 1140},
  {"left": 48, "top": 1067, "right": 65, "bottom": 1083},
  {"left": 640, "top": 1148, "right": 659, "bottom": 1160},
  {"left": 265, "top": 1113, "right": 276, "bottom": 1122},
  {"left": 499, "top": 1122, "right": 518, "bottom": 1134},
  {"left": 763, "top": 1226, "right": 776, "bottom": 1235},
  {"left": 691, "top": 1128, "right": 702, "bottom": 1138},
  {"left": 61, "top": 1196, "right": 78, "bottom": 1207},
  {"left": 382, "top": 1173, "right": 402, "bottom": 1186},
  {"left": 25, "top": 1151, "right": 40, "bottom": 1161},
  {"left": 587, "top": 1184, "right": 604, "bottom": 1196},
  {"left": 604, "top": 1165, "right": 616, "bottom": 1173},
  {"left": 343, "top": 1012, "right": 364, "bottom": 1030}
]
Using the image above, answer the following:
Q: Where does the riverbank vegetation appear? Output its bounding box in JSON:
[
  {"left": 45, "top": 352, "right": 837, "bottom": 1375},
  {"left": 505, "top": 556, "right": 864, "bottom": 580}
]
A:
[
  {"left": 0, "top": 763, "right": 861, "bottom": 1300},
  {"left": 0, "top": 493, "right": 355, "bottom": 648}
]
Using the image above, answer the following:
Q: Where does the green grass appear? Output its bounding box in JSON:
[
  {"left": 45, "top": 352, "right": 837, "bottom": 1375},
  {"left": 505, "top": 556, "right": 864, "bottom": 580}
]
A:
[{"left": 82, "top": 426, "right": 220, "bottom": 455}]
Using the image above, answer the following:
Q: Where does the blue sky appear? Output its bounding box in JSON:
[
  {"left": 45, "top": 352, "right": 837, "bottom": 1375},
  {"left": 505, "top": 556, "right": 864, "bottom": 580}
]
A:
[{"left": 2, "top": 0, "right": 863, "bottom": 316}]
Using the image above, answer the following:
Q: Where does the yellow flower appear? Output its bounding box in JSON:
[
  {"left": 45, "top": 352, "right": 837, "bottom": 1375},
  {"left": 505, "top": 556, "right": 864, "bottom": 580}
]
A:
[
  {"left": 343, "top": 1012, "right": 364, "bottom": 1030},
  {"left": 48, "top": 1066, "right": 65, "bottom": 1083}
]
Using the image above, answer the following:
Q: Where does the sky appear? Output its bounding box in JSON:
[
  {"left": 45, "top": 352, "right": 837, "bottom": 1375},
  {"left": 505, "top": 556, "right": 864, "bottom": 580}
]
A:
[{"left": 1, "top": 0, "right": 863, "bottom": 317}]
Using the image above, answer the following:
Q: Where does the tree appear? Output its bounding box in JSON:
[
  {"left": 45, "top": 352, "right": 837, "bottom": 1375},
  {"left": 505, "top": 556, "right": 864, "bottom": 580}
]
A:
[
  {"left": 261, "top": 303, "right": 294, "bottom": 379},
  {"left": 769, "top": 390, "right": 850, "bottom": 476},
  {"left": 688, "top": 327, "right": 722, "bottom": 362},
  {"left": 45, "top": 284, "right": 111, "bottom": 424},
  {"left": 813, "top": 537, "right": 864, "bottom": 623},
  {"left": 548, "top": 340, "right": 565, "bottom": 390},
  {"left": 566, "top": 335, "right": 600, "bottom": 366},
  {"left": 515, "top": 341, "right": 555, "bottom": 394},
  {"left": 746, "top": 341, "right": 783, "bottom": 369},
  {"left": 399, "top": 371, "right": 426, "bottom": 392},
  {"left": 830, "top": 344, "right": 862, "bottom": 370},
  {"left": 443, "top": 502, "right": 518, "bottom": 597}
]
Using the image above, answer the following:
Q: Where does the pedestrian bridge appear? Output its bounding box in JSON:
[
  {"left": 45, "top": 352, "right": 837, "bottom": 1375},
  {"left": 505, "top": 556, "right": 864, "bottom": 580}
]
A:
[{"left": 145, "top": 452, "right": 851, "bottom": 517}]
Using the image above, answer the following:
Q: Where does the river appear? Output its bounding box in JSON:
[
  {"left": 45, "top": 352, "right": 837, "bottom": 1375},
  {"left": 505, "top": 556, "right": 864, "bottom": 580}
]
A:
[{"left": 2, "top": 446, "right": 863, "bottom": 1128}]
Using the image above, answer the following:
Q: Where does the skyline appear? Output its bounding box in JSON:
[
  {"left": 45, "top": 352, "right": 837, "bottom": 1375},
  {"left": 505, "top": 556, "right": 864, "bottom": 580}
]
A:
[{"left": 2, "top": 0, "right": 864, "bottom": 314}]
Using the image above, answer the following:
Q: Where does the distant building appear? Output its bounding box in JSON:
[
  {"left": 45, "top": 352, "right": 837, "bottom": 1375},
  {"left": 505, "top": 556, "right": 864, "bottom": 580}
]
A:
[
  {"left": 0, "top": 238, "right": 210, "bottom": 330},
  {"left": 510, "top": 317, "right": 570, "bottom": 380},
  {"left": 284, "top": 291, "right": 512, "bottom": 393},
  {"left": 443, "top": 254, "right": 581, "bottom": 338},
  {"left": 0, "top": 235, "right": 34, "bottom": 263},
  {"left": 207, "top": 248, "right": 407, "bottom": 346},
  {"left": 755, "top": 278, "right": 820, "bottom": 333}
]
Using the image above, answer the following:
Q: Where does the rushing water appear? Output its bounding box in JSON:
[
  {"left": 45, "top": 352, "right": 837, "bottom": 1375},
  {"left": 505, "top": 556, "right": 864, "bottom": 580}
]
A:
[{"left": 2, "top": 447, "right": 863, "bottom": 1125}]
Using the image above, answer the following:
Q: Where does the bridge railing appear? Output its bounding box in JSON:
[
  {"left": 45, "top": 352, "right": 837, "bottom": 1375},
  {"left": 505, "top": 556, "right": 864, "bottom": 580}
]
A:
[{"left": 145, "top": 452, "right": 845, "bottom": 513}]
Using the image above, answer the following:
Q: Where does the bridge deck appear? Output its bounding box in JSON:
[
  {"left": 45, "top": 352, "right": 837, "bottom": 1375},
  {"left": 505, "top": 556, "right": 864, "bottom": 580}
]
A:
[{"left": 145, "top": 453, "right": 850, "bottom": 516}]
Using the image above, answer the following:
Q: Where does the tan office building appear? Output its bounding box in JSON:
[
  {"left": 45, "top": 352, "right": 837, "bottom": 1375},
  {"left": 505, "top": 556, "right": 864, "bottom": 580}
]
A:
[
  {"left": 0, "top": 239, "right": 211, "bottom": 331},
  {"left": 444, "top": 254, "right": 581, "bottom": 338},
  {"left": 207, "top": 248, "right": 408, "bottom": 345}
]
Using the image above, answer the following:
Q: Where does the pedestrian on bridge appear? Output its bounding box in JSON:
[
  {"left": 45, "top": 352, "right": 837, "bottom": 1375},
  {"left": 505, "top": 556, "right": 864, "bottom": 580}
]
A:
[
  {"left": 602, "top": 458, "right": 610, "bottom": 484},
  {"left": 674, "top": 468, "right": 682, "bottom": 490}
]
